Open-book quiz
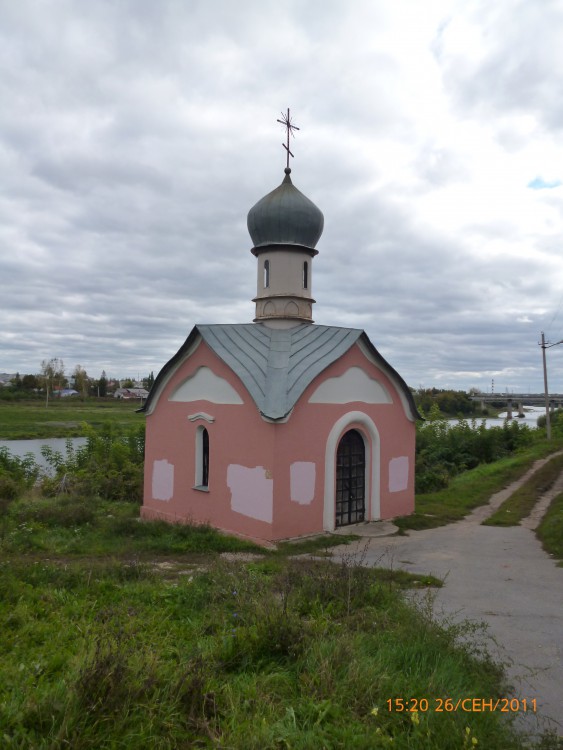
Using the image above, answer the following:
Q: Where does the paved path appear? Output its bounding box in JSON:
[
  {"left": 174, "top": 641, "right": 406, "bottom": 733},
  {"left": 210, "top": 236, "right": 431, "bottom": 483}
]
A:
[{"left": 329, "top": 462, "right": 563, "bottom": 738}]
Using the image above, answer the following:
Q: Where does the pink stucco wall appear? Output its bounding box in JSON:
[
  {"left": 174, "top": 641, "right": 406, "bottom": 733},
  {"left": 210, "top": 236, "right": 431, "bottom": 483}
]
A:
[{"left": 141, "top": 337, "right": 415, "bottom": 541}]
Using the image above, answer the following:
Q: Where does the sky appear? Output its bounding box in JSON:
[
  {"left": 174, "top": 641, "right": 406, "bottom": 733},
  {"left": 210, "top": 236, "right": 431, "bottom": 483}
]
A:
[{"left": 1, "top": 0, "right": 563, "bottom": 393}]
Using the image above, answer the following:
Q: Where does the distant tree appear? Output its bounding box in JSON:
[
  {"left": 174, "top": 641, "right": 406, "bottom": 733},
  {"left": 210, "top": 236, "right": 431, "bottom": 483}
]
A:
[
  {"left": 73, "top": 365, "right": 89, "bottom": 398},
  {"left": 98, "top": 371, "right": 108, "bottom": 397},
  {"left": 122, "top": 378, "right": 135, "bottom": 388},
  {"left": 40, "top": 358, "right": 66, "bottom": 405},
  {"left": 12, "top": 373, "right": 22, "bottom": 390},
  {"left": 21, "top": 374, "right": 39, "bottom": 391},
  {"left": 143, "top": 371, "right": 155, "bottom": 390}
]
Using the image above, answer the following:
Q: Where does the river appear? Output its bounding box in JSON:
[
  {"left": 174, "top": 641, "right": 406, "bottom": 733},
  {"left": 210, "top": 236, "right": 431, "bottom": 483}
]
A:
[
  {"left": 448, "top": 405, "right": 545, "bottom": 429},
  {"left": 0, "top": 437, "right": 87, "bottom": 471}
]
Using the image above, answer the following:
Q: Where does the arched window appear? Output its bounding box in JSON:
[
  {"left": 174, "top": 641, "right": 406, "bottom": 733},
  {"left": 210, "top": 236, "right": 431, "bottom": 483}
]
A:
[
  {"left": 302, "top": 261, "right": 308, "bottom": 289},
  {"left": 195, "top": 426, "right": 210, "bottom": 489},
  {"left": 263, "top": 260, "right": 270, "bottom": 288}
]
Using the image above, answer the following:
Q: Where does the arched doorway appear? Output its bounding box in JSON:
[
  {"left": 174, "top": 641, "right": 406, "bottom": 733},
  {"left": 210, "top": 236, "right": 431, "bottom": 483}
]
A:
[{"left": 335, "top": 429, "right": 365, "bottom": 527}]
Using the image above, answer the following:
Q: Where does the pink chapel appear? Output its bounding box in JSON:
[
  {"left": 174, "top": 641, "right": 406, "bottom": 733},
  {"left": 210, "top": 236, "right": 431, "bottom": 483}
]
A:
[{"left": 141, "top": 138, "right": 419, "bottom": 542}]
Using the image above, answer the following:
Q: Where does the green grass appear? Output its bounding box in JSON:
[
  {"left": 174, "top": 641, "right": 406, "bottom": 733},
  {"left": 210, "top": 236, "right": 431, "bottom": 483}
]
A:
[
  {"left": 483, "top": 452, "right": 563, "bottom": 527},
  {"left": 0, "top": 493, "right": 544, "bottom": 748},
  {"left": 0, "top": 495, "right": 260, "bottom": 557},
  {"left": 536, "top": 491, "right": 563, "bottom": 565},
  {"left": 395, "top": 438, "right": 563, "bottom": 532},
  {"left": 0, "top": 550, "right": 528, "bottom": 748},
  {"left": 0, "top": 399, "right": 142, "bottom": 439}
]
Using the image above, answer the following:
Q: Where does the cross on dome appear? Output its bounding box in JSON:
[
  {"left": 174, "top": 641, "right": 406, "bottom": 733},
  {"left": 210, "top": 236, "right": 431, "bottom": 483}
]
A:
[{"left": 276, "top": 108, "right": 300, "bottom": 170}]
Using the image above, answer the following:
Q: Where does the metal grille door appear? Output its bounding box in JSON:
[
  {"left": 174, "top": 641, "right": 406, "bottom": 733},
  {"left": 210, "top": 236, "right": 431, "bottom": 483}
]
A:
[{"left": 335, "top": 429, "right": 365, "bottom": 527}]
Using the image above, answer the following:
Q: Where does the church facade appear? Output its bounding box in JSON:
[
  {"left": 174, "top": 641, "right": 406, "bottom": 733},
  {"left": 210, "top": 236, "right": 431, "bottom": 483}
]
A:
[{"left": 141, "top": 159, "right": 418, "bottom": 542}]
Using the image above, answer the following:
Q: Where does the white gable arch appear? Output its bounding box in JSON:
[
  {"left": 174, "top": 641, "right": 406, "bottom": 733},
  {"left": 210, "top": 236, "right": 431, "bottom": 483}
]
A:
[
  {"left": 323, "top": 411, "right": 380, "bottom": 532},
  {"left": 309, "top": 366, "right": 392, "bottom": 404},
  {"left": 356, "top": 339, "right": 416, "bottom": 422},
  {"left": 169, "top": 366, "right": 243, "bottom": 404}
]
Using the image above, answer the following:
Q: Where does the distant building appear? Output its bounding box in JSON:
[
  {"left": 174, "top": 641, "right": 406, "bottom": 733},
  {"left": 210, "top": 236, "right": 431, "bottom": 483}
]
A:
[
  {"left": 114, "top": 388, "right": 149, "bottom": 400},
  {"left": 0, "top": 373, "right": 16, "bottom": 387},
  {"left": 141, "top": 154, "right": 418, "bottom": 542}
]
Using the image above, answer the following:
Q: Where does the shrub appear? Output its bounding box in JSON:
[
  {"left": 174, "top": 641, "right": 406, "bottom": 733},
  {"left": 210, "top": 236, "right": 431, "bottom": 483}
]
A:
[
  {"left": 537, "top": 408, "right": 563, "bottom": 431},
  {"left": 0, "top": 474, "right": 20, "bottom": 502},
  {"left": 416, "top": 414, "right": 534, "bottom": 493},
  {"left": 0, "top": 447, "right": 40, "bottom": 502},
  {"left": 40, "top": 424, "right": 145, "bottom": 502}
]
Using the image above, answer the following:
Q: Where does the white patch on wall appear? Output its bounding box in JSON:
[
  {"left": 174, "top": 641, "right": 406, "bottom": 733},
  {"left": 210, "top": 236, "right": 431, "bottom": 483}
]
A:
[
  {"left": 389, "top": 457, "right": 409, "bottom": 493},
  {"left": 227, "top": 465, "right": 273, "bottom": 524},
  {"left": 308, "top": 367, "right": 392, "bottom": 404},
  {"left": 169, "top": 367, "right": 243, "bottom": 404},
  {"left": 290, "top": 462, "right": 316, "bottom": 505},
  {"left": 152, "top": 459, "right": 174, "bottom": 501}
]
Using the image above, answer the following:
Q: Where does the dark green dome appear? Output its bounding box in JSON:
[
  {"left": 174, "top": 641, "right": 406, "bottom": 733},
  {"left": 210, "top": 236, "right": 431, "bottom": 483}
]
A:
[{"left": 247, "top": 168, "right": 324, "bottom": 250}]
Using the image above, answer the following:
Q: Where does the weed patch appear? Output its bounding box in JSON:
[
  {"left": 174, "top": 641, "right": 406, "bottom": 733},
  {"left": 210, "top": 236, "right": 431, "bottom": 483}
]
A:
[
  {"left": 276, "top": 533, "right": 359, "bottom": 556},
  {"left": 536, "top": 491, "right": 563, "bottom": 564},
  {"left": 0, "top": 495, "right": 261, "bottom": 557}
]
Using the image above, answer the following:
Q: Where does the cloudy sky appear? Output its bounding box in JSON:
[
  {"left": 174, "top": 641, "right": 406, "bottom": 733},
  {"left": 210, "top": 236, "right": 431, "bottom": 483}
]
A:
[{"left": 1, "top": 0, "right": 563, "bottom": 392}]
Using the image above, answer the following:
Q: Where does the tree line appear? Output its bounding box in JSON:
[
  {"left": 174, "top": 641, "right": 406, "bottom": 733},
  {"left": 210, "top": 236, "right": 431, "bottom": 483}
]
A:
[
  {"left": 413, "top": 388, "right": 486, "bottom": 417},
  {"left": 2, "top": 359, "right": 155, "bottom": 400}
]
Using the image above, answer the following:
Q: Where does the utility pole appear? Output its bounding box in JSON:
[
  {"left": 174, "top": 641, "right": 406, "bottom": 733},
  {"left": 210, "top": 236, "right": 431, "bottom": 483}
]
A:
[
  {"left": 540, "top": 331, "right": 563, "bottom": 440},
  {"left": 541, "top": 332, "right": 551, "bottom": 440}
]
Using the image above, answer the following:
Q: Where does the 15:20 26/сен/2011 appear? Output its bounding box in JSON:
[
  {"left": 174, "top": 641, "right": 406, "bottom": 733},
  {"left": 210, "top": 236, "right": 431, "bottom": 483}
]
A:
[{"left": 385, "top": 697, "right": 537, "bottom": 713}]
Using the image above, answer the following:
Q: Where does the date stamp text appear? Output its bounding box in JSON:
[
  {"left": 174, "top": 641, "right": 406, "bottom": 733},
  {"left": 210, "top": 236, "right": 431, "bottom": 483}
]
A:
[{"left": 386, "top": 697, "right": 537, "bottom": 713}]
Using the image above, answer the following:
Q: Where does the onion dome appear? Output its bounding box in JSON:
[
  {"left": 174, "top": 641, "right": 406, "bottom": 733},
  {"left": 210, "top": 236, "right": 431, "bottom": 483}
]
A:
[{"left": 247, "top": 168, "right": 324, "bottom": 251}]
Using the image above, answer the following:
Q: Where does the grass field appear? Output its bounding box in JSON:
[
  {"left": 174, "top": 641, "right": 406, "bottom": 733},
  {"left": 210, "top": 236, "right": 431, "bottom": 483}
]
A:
[
  {"left": 395, "top": 438, "right": 563, "bottom": 532},
  {"left": 0, "top": 493, "right": 536, "bottom": 749},
  {"left": 0, "top": 399, "right": 143, "bottom": 439},
  {"left": 484, "top": 451, "right": 563, "bottom": 527},
  {"left": 536, "top": 491, "right": 563, "bottom": 566}
]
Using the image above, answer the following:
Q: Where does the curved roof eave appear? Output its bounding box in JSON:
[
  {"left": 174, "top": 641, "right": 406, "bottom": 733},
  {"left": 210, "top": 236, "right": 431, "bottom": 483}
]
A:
[
  {"left": 140, "top": 323, "right": 422, "bottom": 423},
  {"left": 356, "top": 333, "right": 422, "bottom": 422},
  {"left": 138, "top": 326, "right": 202, "bottom": 415}
]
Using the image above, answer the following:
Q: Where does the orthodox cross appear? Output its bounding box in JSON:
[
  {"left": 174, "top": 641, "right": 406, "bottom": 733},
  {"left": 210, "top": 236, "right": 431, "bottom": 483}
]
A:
[{"left": 277, "top": 108, "right": 300, "bottom": 170}]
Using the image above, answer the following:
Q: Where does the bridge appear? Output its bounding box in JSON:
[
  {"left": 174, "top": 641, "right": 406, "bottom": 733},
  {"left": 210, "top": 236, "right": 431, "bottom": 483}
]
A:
[{"left": 470, "top": 394, "right": 563, "bottom": 419}]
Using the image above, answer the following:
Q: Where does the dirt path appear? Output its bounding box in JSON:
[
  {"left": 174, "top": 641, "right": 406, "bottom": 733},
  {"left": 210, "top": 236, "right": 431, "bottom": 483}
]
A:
[{"left": 329, "top": 459, "right": 563, "bottom": 738}]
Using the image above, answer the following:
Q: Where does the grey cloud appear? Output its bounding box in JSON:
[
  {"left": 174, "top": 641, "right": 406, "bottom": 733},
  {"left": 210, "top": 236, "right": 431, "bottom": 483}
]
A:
[
  {"left": 1, "top": 0, "right": 562, "bottom": 392},
  {"left": 436, "top": 0, "right": 563, "bottom": 135}
]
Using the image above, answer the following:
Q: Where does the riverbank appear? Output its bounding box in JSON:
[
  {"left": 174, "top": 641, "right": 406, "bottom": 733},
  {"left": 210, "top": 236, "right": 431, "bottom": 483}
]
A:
[
  {"left": 0, "top": 399, "right": 142, "bottom": 439},
  {"left": 398, "top": 437, "right": 563, "bottom": 531},
  {"left": 0, "top": 401, "right": 545, "bottom": 442}
]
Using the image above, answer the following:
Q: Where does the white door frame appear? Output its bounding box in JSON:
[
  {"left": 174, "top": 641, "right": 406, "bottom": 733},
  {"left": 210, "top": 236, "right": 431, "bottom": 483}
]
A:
[{"left": 323, "top": 411, "right": 380, "bottom": 531}]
